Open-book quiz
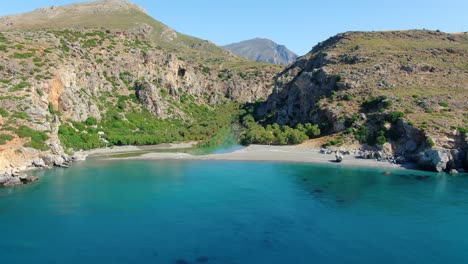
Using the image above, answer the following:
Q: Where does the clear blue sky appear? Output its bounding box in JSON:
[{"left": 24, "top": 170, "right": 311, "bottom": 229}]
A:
[{"left": 1, "top": 0, "right": 467, "bottom": 55}]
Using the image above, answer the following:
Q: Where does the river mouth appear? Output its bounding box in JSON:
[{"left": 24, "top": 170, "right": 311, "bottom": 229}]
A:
[
  {"left": 1, "top": 160, "right": 467, "bottom": 263},
  {"left": 94, "top": 125, "right": 244, "bottom": 159}
]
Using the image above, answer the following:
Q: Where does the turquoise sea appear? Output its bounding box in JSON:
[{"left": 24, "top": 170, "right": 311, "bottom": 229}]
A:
[{"left": 1, "top": 159, "right": 468, "bottom": 263}]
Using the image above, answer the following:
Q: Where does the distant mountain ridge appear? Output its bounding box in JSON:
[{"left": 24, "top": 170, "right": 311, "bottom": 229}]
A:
[{"left": 223, "top": 38, "right": 298, "bottom": 65}]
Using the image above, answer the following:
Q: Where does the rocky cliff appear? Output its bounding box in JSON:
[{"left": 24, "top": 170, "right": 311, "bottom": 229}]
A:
[
  {"left": 258, "top": 30, "right": 468, "bottom": 172},
  {"left": 0, "top": 0, "right": 281, "bottom": 185},
  {"left": 223, "top": 38, "right": 298, "bottom": 65}
]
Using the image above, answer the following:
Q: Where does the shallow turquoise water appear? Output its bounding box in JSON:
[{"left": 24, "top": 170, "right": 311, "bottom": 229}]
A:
[{"left": 1, "top": 160, "right": 467, "bottom": 263}]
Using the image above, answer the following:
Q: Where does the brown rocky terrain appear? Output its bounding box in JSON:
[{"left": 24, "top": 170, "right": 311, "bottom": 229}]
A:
[{"left": 258, "top": 30, "right": 468, "bottom": 172}]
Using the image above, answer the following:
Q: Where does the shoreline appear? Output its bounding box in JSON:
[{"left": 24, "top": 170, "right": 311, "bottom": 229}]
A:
[
  {"left": 105, "top": 145, "right": 418, "bottom": 171},
  {"left": 83, "top": 141, "right": 199, "bottom": 156}
]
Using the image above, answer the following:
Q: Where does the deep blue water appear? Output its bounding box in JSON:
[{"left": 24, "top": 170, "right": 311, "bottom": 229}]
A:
[{"left": 1, "top": 160, "right": 468, "bottom": 264}]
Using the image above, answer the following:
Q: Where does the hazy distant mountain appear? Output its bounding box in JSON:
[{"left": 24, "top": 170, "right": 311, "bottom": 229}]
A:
[{"left": 223, "top": 38, "right": 298, "bottom": 65}]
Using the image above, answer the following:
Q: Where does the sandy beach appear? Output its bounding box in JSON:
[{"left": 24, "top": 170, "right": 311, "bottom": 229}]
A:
[
  {"left": 84, "top": 141, "right": 198, "bottom": 156},
  {"left": 106, "top": 144, "right": 416, "bottom": 170}
]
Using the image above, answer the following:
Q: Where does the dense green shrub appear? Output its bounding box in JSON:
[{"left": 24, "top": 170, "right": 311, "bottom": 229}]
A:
[
  {"left": 85, "top": 117, "right": 97, "bottom": 126},
  {"left": 12, "top": 52, "right": 34, "bottom": 59},
  {"left": 376, "top": 131, "right": 387, "bottom": 145},
  {"left": 0, "top": 34, "right": 7, "bottom": 42},
  {"left": 361, "top": 96, "right": 391, "bottom": 112},
  {"left": 426, "top": 138, "right": 436, "bottom": 148},
  {"left": 354, "top": 126, "right": 368, "bottom": 143},
  {"left": 0, "top": 134, "right": 13, "bottom": 145},
  {"left": 59, "top": 124, "right": 103, "bottom": 150},
  {"left": 16, "top": 126, "right": 49, "bottom": 150},
  {"left": 438, "top": 102, "right": 449, "bottom": 107},
  {"left": 9, "top": 82, "right": 31, "bottom": 92},
  {"left": 239, "top": 114, "right": 317, "bottom": 145},
  {"left": 386, "top": 111, "right": 405, "bottom": 123},
  {"left": 59, "top": 100, "right": 237, "bottom": 150},
  {"left": 11, "top": 112, "right": 28, "bottom": 120},
  {"left": 342, "top": 94, "right": 354, "bottom": 101},
  {"left": 202, "top": 67, "right": 210, "bottom": 74},
  {"left": 0, "top": 107, "right": 9, "bottom": 117}
]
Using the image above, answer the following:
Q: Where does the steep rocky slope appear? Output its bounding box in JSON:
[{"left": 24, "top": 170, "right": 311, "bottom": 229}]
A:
[
  {"left": 0, "top": 0, "right": 281, "bottom": 185},
  {"left": 258, "top": 30, "right": 468, "bottom": 172},
  {"left": 223, "top": 38, "right": 298, "bottom": 65}
]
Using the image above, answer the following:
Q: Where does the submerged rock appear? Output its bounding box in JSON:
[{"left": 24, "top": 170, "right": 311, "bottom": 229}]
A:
[{"left": 19, "top": 175, "right": 39, "bottom": 184}]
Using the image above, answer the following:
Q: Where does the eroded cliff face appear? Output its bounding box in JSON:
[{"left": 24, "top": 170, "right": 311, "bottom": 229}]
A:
[
  {"left": 0, "top": 28, "right": 278, "bottom": 183},
  {"left": 258, "top": 31, "right": 468, "bottom": 172}
]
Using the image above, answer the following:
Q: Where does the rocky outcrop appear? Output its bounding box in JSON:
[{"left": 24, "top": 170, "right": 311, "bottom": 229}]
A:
[
  {"left": 416, "top": 149, "right": 452, "bottom": 172},
  {"left": 335, "top": 152, "right": 344, "bottom": 162}
]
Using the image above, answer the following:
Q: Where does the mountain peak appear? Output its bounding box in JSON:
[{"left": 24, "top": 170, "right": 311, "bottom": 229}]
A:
[{"left": 223, "top": 38, "right": 298, "bottom": 65}]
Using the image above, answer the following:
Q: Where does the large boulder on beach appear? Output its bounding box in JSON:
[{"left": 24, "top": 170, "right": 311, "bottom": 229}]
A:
[
  {"left": 335, "top": 152, "right": 344, "bottom": 162},
  {"left": 417, "top": 149, "right": 452, "bottom": 172}
]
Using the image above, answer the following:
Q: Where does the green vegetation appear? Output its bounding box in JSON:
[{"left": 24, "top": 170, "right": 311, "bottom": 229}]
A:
[
  {"left": 119, "top": 72, "right": 133, "bottom": 86},
  {"left": 237, "top": 103, "right": 320, "bottom": 146},
  {"left": 202, "top": 67, "right": 210, "bottom": 74},
  {"left": 12, "top": 52, "right": 34, "bottom": 59},
  {"left": 438, "top": 102, "right": 449, "bottom": 107},
  {"left": 9, "top": 82, "right": 31, "bottom": 92},
  {"left": 239, "top": 114, "right": 320, "bottom": 145},
  {"left": 0, "top": 134, "right": 14, "bottom": 145},
  {"left": 11, "top": 112, "right": 28, "bottom": 120},
  {"left": 16, "top": 126, "right": 49, "bottom": 150},
  {"left": 36, "top": 89, "right": 44, "bottom": 96},
  {"left": 85, "top": 117, "right": 97, "bottom": 126},
  {"left": 361, "top": 96, "right": 392, "bottom": 112},
  {"left": 375, "top": 131, "right": 387, "bottom": 145},
  {"left": 0, "top": 107, "right": 9, "bottom": 117},
  {"left": 385, "top": 111, "right": 405, "bottom": 123},
  {"left": 48, "top": 103, "right": 60, "bottom": 115},
  {"left": 342, "top": 94, "right": 354, "bottom": 101},
  {"left": 0, "top": 34, "right": 7, "bottom": 43},
  {"left": 354, "top": 126, "right": 368, "bottom": 143},
  {"left": 59, "top": 101, "right": 238, "bottom": 150},
  {"left": 426, "top": 138, "right": 436, "bottom": 148}
]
